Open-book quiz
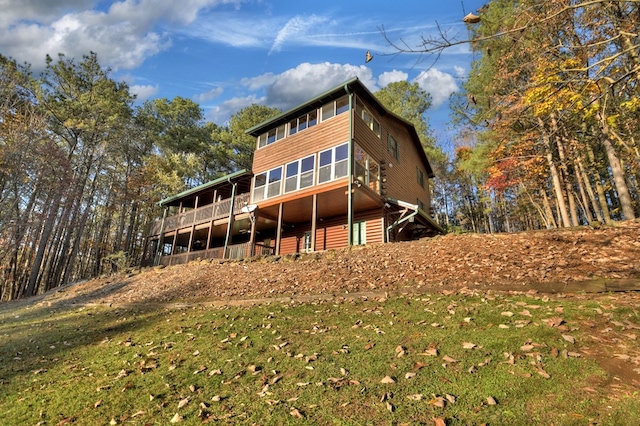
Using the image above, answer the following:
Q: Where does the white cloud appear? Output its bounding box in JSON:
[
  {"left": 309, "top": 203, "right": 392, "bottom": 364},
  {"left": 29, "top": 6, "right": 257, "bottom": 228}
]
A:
[
  {"left": 258, "top": 62, "right": 377, "bottom": 109},
  {"left": 413, "top": 68, "right": 459, "bottom": 108},
  {"left": 0, "top": 0, "right": 242, "bottom": 70},
  {"left": 241, "top": 73, "right": 279, "bottom": 91},
  {"left": 454, "top": 65, "right": 466, "bottom": 79},
  {"left": 377, "top": 70, "right": 408, "bottom": 88},
  {"left": 269, "top": 14, "right": 330, "bottom": 54},
  {"left": 207, "top": 62, "right": 377, "bottom": 125},
  {"left": 130, "top": 84, "right": 159, "bottom": 100},
  {"left": 194, "top": 86, "right": 224, "bottom": 103},
  {"left": 205, "top": 94, "right": 266, "bottom": 125}
]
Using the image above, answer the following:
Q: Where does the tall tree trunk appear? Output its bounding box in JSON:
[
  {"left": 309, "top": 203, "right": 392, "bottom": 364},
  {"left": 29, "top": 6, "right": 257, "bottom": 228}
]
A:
[
  {"left": 540, "top": 119, "right": 571, "bottom": 227},
  {"left": 576, "top": 156, "right": 603, "bottom": 223},
  {"left": 585, "top": 145, "right": 613, "bottom": 224},
  {"left": 542, "top": 188, "right": 558, "bottom": 229},
  {"left": 602, "top": 137, "right": 636, "bottom": 220},
  {"left": 24, "top": 186, "right": 62, "bottom": 297}
]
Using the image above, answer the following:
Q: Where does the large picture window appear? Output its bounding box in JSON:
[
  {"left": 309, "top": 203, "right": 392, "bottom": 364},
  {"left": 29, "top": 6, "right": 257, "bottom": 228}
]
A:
[
  {"left": 252, "top": 166, "right": 283, "bottom": 202},
  {"left": 354, "top": 145, "right": 380, "bottom": 193},
  {"left": 318, "top": 143, "right": 348, "bottom": 184},
  {"left": 285, "top": 155, "right": 315, "bottom": 193}
]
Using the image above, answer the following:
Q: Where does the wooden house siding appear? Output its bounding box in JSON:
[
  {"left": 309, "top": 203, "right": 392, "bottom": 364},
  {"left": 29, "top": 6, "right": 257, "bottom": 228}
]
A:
[
  {"left": 252, "top": 112, "right": 350, "bottom": 174},
  {"left": 383, "top": 118, "right": 430, "bottom": 207},
  {"left": 355, "top": 210, "right": 385, "bottom": 244},
  {"left": 353, "top": 96, "right": 431, "bottom": 208},
  {"left": 276, "top": 208, "right": 384, "bottom": 255}
]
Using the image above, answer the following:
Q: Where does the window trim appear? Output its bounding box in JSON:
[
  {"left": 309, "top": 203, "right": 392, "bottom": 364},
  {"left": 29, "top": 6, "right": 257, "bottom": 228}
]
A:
[
  {"left": 354, "top": 144, "right": 380, "bottom": 193},
  {"left": 321, "top": 95, "right": 349, "bottom": 121},
  {"left": 387, "top": 133, "right": 400, "bottom": 162},
  {"left": 257, "top": 124, "right": 286, "bottom": 149},
  {"left": 252, "top": 166, "right": 283, "bottom": 202},
  {"left": 318, "top": 143, "right": 349, "bottom": 185},
  {"left": 284, "top": 155, "right": 316, "bottom": 194},
  {"left": 417, "top": 166, "right": 425, "bottom": 188},
  {"left": 361, "top": 108, "right": 381, "bottom": 137}
]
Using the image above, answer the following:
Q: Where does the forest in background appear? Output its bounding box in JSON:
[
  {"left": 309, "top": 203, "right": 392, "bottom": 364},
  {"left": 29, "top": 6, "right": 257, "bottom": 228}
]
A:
[{"left": 1, "top": 0, "right": 639, "bottom": 301}]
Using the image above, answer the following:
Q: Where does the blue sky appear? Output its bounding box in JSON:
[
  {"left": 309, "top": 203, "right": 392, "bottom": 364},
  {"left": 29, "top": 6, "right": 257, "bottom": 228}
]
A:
[{"left": 1, "top": 0, "right": 487, "bottom": 134}]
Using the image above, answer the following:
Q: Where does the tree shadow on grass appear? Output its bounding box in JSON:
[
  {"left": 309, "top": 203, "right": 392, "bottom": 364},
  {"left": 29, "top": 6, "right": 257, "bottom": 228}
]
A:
[{"left": 0, "top": 295, "right": 166, "bottom": 386}]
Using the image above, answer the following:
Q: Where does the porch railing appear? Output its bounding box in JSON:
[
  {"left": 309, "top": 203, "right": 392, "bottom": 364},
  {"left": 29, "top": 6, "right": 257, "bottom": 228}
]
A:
[
  {"left": 158, "top": 241, "right": 275, "bottom": 266},
  {"left": 149, "top": 192, "right": 250, "bottom": 236}
]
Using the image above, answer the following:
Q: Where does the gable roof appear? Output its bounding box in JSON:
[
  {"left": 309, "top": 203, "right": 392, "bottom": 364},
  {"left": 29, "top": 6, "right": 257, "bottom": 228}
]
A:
[{"left": 246, "top": 77, "right": 435, "bottom": 178}]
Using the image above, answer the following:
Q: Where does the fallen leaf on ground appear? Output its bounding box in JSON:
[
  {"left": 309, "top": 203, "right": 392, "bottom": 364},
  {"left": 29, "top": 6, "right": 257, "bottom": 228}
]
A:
[
  {"left": 177, "top": 398, "right": 189, "bottom": 409},
  {"left": 380, "top": 375, "right": 396, "bottom": 384},
  {"left": 428, "top": 396, "right": 446, "bottom": 408}
]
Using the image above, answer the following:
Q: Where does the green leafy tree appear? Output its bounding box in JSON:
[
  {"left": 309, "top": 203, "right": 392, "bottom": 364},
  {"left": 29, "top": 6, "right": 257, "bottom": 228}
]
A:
[{"left": 210, "top": 104, "right": 281, "bottom": 171}]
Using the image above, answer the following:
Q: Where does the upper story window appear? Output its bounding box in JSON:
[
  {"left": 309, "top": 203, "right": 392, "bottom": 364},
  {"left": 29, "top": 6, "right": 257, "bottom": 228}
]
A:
[
  {"left": 289, "top": 110, "right": 318, "bottom": 135},
  {"left": 252, "top": 166, "right": 282, "bottom": 202},
  {"left": 361, "top": 108, "right": 381, "bottom": 137},
  {"left": 318, "top": 143, "right": 348, "bottom": 184},
  {"left": 355, "top": 144, "right": 380, "bottom": 193},
  {"left": 321, "top": 96, "right": 349, "bottom": 121},
  {"left": 285, "top": 155, "right": 315, "bottom": 193},
  {"left": 416, "top": 167, "right": 425, "bottom": 188},
  {"left": 387, "top": 133, "right": 400, "bottom": 162},
  {"left": 257, "top": 124, "right": 286, "bottom": 149}
]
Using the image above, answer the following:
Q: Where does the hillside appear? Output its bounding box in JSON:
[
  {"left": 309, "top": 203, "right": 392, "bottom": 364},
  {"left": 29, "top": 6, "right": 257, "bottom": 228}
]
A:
[{"left": 35, "top": 220, "right": 640, "bottom": 307}]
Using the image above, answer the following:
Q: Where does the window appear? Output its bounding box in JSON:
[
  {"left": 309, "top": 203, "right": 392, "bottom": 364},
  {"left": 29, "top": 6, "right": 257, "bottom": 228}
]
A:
[
  {"left": 252, "top": 172, "right": 267, "bottom": 202},
  {"left": 354, "top": 144, "right": 380, "bottom": 193},
  {"left": 361, "top": 108, "right": 381, "bottom": 137},
  {"left": 417, "top": 167, "right": 425, "bottom": 188},
  {"left": 285, "top": 155, "right": 315, "bottom": 193},
  {"left": 252, "top": 167, "right": 282, "bottom": 202},
  {"left": 321, "top": 96, "right": 350, "bottom": 121},
  {"left": 352, "top": 221, "right": 366, "bottom": 245},
  {"left": 257, "top": 124, "right": 286, "bottom": 148},
  {"left": 289, "top": 110, "right": 318, "bottom": 135},
  {"left": 267, "top": 167, "right": 282, "bottom": 198},
  {"left": 417, "top": 199, "right": 426, "bottom": 211},
  {"left": 387, "top": 133, "right": 400, "bottom": 161},
  {"left": 318, "top": 143, "right": 349, "bottom": 184}
]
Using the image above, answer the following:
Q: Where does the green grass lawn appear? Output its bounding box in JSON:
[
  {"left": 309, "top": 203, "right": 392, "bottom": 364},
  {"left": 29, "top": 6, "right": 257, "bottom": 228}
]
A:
[{"left": 1, "top": 291, "right": 638, "bottom": 425}]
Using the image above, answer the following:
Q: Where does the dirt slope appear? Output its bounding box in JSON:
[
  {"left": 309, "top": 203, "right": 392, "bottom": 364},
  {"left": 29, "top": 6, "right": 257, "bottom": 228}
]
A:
[{"left": 38, "top": 220, "right": 640, "bottom": 307}]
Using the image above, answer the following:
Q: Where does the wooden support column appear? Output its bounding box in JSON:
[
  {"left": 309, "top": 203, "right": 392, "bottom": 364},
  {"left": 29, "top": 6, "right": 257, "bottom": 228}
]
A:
[
  {"left": 248, "top": 213, "right": 257, "bottom": 257},
  {"left": 169, "top": 234, "right": 177, "bottom": 265},
  {"left": 275, "top": 203, "right": 284, "bottom": 255},
  {"left": 311, "top": 194, "right": 317, "bottom": 252}
]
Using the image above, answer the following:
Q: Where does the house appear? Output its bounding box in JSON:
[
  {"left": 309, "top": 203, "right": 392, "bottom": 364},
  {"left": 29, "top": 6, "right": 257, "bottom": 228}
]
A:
[{"left": 144, "top": 77, "right": 443, "bottom": 266}]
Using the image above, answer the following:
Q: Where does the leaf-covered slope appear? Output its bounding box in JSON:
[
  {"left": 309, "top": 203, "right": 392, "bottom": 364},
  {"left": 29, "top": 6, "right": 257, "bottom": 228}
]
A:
[{"left": 35, "top": 221, "right": 640, "bottom": 306}]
